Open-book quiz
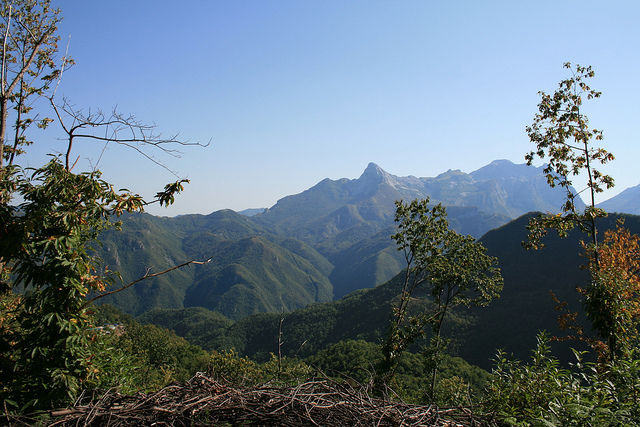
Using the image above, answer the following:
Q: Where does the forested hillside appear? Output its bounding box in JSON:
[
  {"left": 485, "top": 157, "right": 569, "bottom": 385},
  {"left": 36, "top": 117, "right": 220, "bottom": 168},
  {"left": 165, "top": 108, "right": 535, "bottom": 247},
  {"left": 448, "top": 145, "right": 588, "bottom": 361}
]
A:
[{"left": 137, "top": 212, "right": 640, "bottom": 370}]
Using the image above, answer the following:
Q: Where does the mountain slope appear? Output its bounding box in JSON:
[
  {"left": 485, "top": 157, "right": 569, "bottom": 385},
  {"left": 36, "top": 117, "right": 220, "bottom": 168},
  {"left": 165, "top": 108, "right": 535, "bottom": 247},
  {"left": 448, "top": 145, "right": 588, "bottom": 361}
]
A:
[
  {"left": 250, "top": 160, "right": 577, "bottom": 296},
  {"left": 95, "top": 211, "right": 334, "bottom": 317},
  {"left": 96, "top": 213, "right": 196, "bottom": 314},
  {"left": 598, "top": 183, "right": 640, "bottom": 214},
  {"left": 148, "top": 212, "right": 640, "bottom": 371},
  {"left": 183, "top": 235, "right": 333, "bottom": 320},
  {"left": 96, "top": 159, "right": 593, "bottom": 320},
  {"left": 253, "top": 160, "right": 582, "bottom": 243}
]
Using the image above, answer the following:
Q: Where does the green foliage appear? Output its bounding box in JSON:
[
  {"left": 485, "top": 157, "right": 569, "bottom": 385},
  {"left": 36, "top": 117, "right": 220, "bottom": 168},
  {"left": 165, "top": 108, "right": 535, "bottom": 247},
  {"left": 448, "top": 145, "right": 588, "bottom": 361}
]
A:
[
  {"left": 0, "top": 0, "right": 204, "bottom": 412},
  {"left": 381, "top": 198, "right": 502, "bottom": 398},
  {"left": 208, "top": 348, "right": 312, "bottom": 386},
  {"left": 307, "top": 339, "right": 381, "bottom": 383},
  {"left": 525, "top": 63, "right": 614, "bottom": 249},
  {"left": 113, "top": 322, "right": 210, "bottom": 390},
  {"left": 89, "top": 303, "right": 134, "bottom": 326},
  {"left": 0, "top": 291, "right": 20, "bottom": 400},
  {"left": 81, "top": 320, "right": 211, "bottom": 395},
  {"left": 137, "top": 306, "right": 232, "bottom": 351},
  {"left": 307, "top": 339, "right": 490, "bottom": 406},
  {"left": 155, "top": 179, "right": 190, "bottom": 207},
  {"left": 0, "top": 160, "right": 147, "bottom": 409},
  {"left": 0, "top": 83, "right": 192, "bottom": 413},
  {"left": 486, "top": 333, "right": 640, "bottom": 426},
  {"left": 84, "top": 332, "right": 148, "bottom": 395}
]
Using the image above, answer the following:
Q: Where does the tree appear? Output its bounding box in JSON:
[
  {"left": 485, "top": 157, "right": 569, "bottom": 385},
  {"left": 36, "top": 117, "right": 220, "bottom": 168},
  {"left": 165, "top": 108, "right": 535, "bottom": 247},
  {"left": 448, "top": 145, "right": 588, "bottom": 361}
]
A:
[
  {"left": 525, "top": 62, "right": 614, "bottom": 252},
  {"left": 0, "top": 1, "right": 206, "bottom": 410},
  {"left": 523, "top": 63, "right": 640, "bottom": 362},
  {"left": 381, "top": 198, "right": 502, "bottom": 398},
  {"left": 582, "top": 221, "right": 640, "bottom": 360},
  {"left": 0, "top": 160, "right": 143, "bottom": 408},
  {"left": 1, "top": 0, "right": 67, "bottom": 169},
  {"left": 0, "top": 159, "right": 194, "bottom": 409}
]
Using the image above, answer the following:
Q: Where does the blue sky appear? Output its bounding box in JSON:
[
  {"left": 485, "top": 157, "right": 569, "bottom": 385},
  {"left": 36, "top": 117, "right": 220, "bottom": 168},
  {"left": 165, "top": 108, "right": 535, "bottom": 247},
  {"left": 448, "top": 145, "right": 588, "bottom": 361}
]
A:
[{"left": 23, "top": 1, "right": 640, "bottom": 215}]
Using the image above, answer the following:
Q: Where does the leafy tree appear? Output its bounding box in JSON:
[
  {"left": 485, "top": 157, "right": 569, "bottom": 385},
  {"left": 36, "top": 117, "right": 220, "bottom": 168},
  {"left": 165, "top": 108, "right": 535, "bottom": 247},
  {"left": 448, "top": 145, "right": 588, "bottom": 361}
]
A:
[
  {"left": 381, "top": 198, "right": 502, "bottom": 398},
  {"left": 581, "top": 221, "right": 640, "bottom": 360},
  {"left": 0, "top": 1, "right": 204, "bottom": 411},
  {"left": 524, "top": 63, "right": 640, "bottom": 363},
  {"left": 490, "top": 62, "right": 640, "bottom": 425},
  {"left": 525, "top": 62, "right": 614, "bottom": 252},
  {"left": 0, "top": 160, "right": 147, "bottom": 408},
  {"left": 0, "top": 0, "right": 68, "bottom": 168}
]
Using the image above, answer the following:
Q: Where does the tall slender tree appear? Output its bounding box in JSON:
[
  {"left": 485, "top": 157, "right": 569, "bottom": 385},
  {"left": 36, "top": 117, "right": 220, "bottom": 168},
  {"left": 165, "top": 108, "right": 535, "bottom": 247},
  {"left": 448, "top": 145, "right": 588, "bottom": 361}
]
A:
[
  {"left": 381, "top": 198, "right": 502, "bottom": 398},
  {"left": 0, "top": 0, "right": 65, "bottom": 169},
  {"left": 523, "top": 63, "right": 640, "bottom": 362},
  {"left": 525, "top": 63, "right": 614, "bottom": 253}
]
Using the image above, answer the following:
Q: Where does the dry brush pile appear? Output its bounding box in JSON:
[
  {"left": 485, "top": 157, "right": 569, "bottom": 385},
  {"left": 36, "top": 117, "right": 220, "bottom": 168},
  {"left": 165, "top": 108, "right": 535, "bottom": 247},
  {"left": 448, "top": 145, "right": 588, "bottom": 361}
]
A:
[{"left": 5, "top": 373, "right": 497, "bottom": 426}]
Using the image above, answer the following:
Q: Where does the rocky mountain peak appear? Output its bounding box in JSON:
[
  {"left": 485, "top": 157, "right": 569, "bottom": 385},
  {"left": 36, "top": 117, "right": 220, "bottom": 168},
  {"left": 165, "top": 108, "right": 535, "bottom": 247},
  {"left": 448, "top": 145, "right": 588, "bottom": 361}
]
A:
[
  {"left": 359, "top": 162, "right": 388, "bottom": 181},
  {"left": 347, "top": 162, "right": 393, "bottom": 196}
]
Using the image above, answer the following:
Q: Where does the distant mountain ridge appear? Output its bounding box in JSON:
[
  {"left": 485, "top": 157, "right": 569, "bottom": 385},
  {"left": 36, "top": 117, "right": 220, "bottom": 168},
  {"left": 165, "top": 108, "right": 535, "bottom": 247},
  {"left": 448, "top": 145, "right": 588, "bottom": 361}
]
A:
[
  {"left": 598, "top": 183, "right": 640, "bottom": 215},
  {"left": 95, "top": 159, "right": 591, "bottom": 316},
  {"left": 252, "top": 159, "right": 582, "bottom": 246}
]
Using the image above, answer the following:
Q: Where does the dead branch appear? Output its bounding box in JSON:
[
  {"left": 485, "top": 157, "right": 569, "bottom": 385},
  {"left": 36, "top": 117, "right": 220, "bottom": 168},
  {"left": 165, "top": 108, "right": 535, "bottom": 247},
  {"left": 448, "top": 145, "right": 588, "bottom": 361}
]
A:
[
  {"left": 49, "top": 97, "right": 210, "bottom": 172},
  {"left": 81, "top": 258, "right": 212, "bottom": 309}
]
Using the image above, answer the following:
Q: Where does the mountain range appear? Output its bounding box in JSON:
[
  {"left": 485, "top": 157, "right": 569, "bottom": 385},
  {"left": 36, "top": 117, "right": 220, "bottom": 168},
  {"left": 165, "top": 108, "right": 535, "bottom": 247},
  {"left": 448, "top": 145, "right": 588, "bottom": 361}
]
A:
[{"left": 94, "top": 159, "right": 637, "bottom": 321}]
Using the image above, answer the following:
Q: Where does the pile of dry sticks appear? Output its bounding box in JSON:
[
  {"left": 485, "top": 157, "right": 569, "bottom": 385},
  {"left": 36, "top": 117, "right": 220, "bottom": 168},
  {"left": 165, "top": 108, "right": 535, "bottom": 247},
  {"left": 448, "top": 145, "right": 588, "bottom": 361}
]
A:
[{"left": 7, "top": 373, "right": 495, "bottom": 426}]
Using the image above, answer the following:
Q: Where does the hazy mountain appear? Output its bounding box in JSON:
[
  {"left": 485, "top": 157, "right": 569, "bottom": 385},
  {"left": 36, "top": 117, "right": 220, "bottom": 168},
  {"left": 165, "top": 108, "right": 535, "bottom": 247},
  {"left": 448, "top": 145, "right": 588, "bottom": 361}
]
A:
[
  {"left": 96, "top": 159, "right": 588, "bottom": 319},
  {"left": 250, "top": 160, "right": 580, "bottom": 296},
  {"left": 598, "top": 183, "right": 640, "bottom": 214},
  {"left": 253, "top": 160, "right": 582, "bottom": 243},
  {"left": 238, "top": 208, "right": 266, "bottom": 217}
]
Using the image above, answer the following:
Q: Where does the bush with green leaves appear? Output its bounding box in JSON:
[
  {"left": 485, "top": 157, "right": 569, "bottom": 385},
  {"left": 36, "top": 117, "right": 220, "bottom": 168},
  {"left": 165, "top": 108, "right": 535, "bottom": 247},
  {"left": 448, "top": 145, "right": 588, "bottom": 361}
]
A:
[
  {"left": 485, "top": 333, "right": 640, "bottom": 426},
  {"left": 208, "top": 348, "right": 312, "bottom": 386},
  {"left": 113, "top": 322, "right": 210, "bottom": 391},
  {"left": 307, "top": 339, "right": 490, "bottom": 406},
  {"left": 84, "top": 332, "right": 149, "bottom": 395}
]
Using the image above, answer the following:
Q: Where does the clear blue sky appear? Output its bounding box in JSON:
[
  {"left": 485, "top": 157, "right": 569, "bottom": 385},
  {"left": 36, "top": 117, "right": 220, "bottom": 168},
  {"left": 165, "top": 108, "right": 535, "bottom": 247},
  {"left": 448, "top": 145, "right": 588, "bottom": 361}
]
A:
[{"left": 24, "top": 1, "right": 640, "bottom": 216}]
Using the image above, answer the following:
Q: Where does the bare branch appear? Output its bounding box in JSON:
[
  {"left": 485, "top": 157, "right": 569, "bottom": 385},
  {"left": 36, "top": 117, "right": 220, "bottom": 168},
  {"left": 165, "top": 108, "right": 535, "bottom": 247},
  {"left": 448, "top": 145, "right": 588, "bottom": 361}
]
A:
[
  {"left": 50, "top": 98, "right": 209, "bottom": 173},
  {"left": 82, "top": 258, "right": 212, "bottom": 309}
]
